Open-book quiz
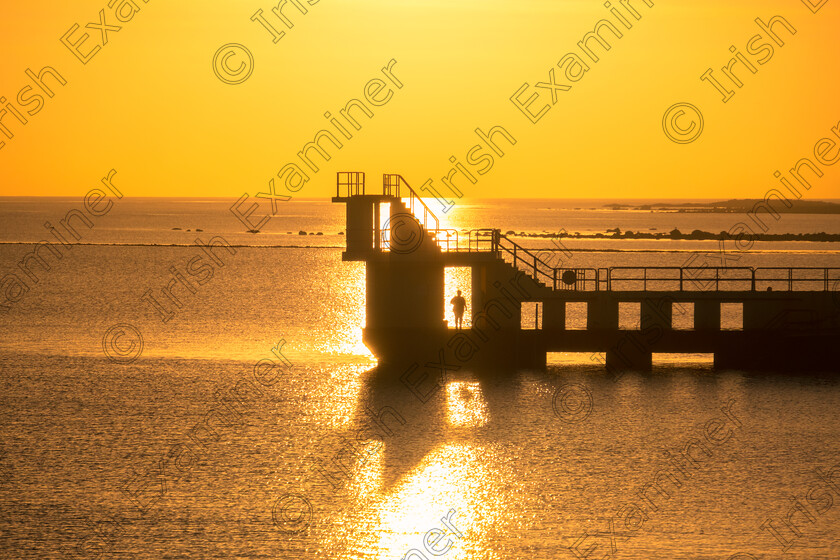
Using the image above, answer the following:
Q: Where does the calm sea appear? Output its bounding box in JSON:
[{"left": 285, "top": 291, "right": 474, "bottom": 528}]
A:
[{"left": 1, "top": 197, "right": 839, "bottom": 560}]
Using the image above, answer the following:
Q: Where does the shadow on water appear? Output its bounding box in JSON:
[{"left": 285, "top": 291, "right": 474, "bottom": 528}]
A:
[
  {"left": 353, "top": 352, "right": 840, "bottom": 496},
  {"left": 355, "top": 358, "right": 691, "bottom": 494},
  {"left": 356, "top": 362, "right": 444, "bottom": 492},
  {"left": 355, "top": 360, "right": 528, "bottom": 493}
]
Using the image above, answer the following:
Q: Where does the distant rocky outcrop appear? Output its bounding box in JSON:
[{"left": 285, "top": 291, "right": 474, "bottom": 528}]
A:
[
  {"left": 505, "top": 230, "right": 840, "bottom": 242},
  {"left": 604, "top": 199, "right": 840, "bottom": 214}
]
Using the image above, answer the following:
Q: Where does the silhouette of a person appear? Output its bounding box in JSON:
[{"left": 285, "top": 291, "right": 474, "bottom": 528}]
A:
[{"left": 450, "top": 289, "right": 466, "bottom": 330}]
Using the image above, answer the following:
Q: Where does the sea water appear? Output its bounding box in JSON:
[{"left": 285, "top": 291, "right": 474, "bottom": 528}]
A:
[{"left": 1, "top": 198, "right": 839, "bottom": 559}]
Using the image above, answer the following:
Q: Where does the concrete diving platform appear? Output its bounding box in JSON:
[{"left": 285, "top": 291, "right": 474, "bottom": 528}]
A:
[{"left": 333, "top": 171, "right": 840, "bottom": 373}]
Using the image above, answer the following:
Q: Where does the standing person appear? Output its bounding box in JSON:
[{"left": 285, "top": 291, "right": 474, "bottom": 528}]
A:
[{"left": 450, "top": 289, "right": 466, "bottom": 330}]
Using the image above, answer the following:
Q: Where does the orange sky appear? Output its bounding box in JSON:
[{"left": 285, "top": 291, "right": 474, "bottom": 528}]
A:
[{"left": 0, "top": 0, "right": 838, "bottom": 199}]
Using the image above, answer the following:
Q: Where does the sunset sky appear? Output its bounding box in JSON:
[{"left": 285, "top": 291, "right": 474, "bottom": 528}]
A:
[{"left": 0, "top": 0, "right": 838, "bottom": 198}]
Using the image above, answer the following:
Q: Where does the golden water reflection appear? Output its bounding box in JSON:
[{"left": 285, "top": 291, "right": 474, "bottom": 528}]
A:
[
  {"left": 317, "top": 378, "right": 512, "bottom": 559},
  {"left": 315, "top": 260, "right": 372, "bottom": 357},
  {"left": 328, "top": 443, "right": 509, "bottom": 560},
  {"left": 446, "top": 382, "right": 488, "bottom": 428}
]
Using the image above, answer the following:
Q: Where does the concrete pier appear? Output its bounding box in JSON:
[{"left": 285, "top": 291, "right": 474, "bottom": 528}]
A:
[{"left": 334, "top": 172, "right": 840, "bottom": 373}]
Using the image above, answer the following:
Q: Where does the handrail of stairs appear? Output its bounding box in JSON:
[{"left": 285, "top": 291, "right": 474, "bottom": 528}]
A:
[
  {"left": 495, "top": 232, "right": 557, "bottom": 286},
  {"left": 382, "top": 174, "right": 440, "bottom": 233}
]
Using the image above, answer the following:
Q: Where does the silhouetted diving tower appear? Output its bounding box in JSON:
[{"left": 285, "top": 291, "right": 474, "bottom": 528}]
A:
[{"left": 334, "top": 172, "right": 840, "bottom": 372}]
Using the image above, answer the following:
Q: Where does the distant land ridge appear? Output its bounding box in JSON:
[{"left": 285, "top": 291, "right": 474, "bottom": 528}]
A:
[{"left": 603, "top": 199, "right": 840, "bottom": 213}]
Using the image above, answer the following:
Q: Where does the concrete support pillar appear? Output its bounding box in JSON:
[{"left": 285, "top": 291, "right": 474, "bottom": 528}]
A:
[
  {"left": 516, "top": 332, "right": 547, "bottom": 369},
  {"left": 695, "top": 301, "right": 720, "bottom": 331},
  {"left": 588, "top": 299, "right": 618, "bottom": 331},
  {"left": 480, "top": 261, "right": 529, "bottom": 330},
  {"left": 713, "top": 347, "right": 742, "bottom": 370},
  {"left": 743, "top": 300, "right": 786, "bottom": 330},
  {"left": 606, "top": 341, "right": 652, "bottom": 373},
  {"left": 471, "top": 264, "right": 486, "bottom": 310},
  {"left": 346, "top": 198, "right": 374, "bottom": 253},
  {"left": 641, "top": 298, "right": 672, "bottom": 332},
  {"left": 543, "top": 299, "right": 566, "bottom": 330},
  {"left": 366, "top": 260, "right": 445, "bottom": 330}
]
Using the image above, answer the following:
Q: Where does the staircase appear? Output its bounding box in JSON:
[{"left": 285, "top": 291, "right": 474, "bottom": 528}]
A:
[{"left": 375, "top": 175, "right": 598, "bottom": 292}]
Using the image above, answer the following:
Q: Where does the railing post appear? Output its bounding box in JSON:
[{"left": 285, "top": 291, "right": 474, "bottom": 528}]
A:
[
  {"left": 788, "top": 268, "right": 792, "bottom": 292},
  {"left": 679, "top": 268, "right": 683, "bottom": 292},
  {"left": 751, "top": 269, "right": 755, "bottom": 292}
]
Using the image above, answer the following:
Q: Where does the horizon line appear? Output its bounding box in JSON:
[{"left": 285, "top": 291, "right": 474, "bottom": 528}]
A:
[{"left": 3, "top": 196, "right": 840, "bottom": 202}]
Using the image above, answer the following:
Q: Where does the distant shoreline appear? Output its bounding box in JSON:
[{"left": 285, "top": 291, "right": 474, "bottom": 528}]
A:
[
  {"left": 504, "top": 229, "right": 840, "bottom": 242},
  {"left": 2, "top": 228, "right": 840, "bottom": 247},
  {"left": 602, "top": 199, "right": 840, "bottom": 214}
]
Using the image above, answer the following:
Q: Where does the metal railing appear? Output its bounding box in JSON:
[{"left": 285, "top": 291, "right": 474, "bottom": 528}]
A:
[
  {"left": 608, "top": 267, "right": 840, "bottom": 292},
  {"left": 336, "top": 171, "right": 365, "bottom": 196},
  {"left": 552, "top": 268, "right": 600, "bottom": 291},
  {"left": 484, "top": 231, "right": 840, "bottom": 293},
  {"left": 467, "top": 229, "right": 497, "bottom": 253},
  {"left": 429, "top": 229, "right": 459, "bottom": 252},
  {"left": 378, "top": 228, "right": 500, "bottom": 253},
  {"left": 754, "top": 267, "right": 840, "bottom": 292},
  {"left": 608, "top": 267, "right": 754, "bottom": 292},
  {"left": 495, "top": 233, "right": 558, "bottom": 287},
  {"left": 379, "top": 227, "right": 461, "bottom": 253},
  {"left": 336, "top": 181, "right": 839, "bottom": 294},
  {"left": 382, "top": 174, "right": 439, "bottom": 233}
]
